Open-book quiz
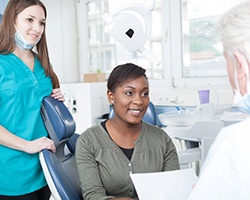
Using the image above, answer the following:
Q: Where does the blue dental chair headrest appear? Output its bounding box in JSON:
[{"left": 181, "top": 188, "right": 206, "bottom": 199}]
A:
[
  {"left": 39, "top": 96, "right": 82, "bottom": 200},
  {"left": 41, "top": 96, "right": 76, "bottom": 146}
]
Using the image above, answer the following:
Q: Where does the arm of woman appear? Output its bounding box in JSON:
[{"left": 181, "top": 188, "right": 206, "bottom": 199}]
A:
[
  {"left": 76, "top": 134, "right": 115, "bottom": 200},
  {"left": 163, "top": 132, "right": 180, "bottom": 171},
  {"left": 0, "top": 125, "right": 56, "bottom": 154}
]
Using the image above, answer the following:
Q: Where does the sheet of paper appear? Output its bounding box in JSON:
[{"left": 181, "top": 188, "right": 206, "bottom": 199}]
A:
[{"left": 130, "top": 168, "right": 198, "bottom": 200}]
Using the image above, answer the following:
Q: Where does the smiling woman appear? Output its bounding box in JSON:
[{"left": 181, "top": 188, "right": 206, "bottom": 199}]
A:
[
  {"left": 0, "top": 0, "right": 64, "bottom": 199},
  {"left": 14, "top": 5, "right": 45, "bottom": 54},
  {"left": 75, "top": 63, "right": 180, "bottom": 200}
]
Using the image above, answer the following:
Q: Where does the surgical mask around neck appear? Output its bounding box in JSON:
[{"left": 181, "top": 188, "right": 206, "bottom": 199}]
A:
[
  {"left": 233, "top": 56, "right": 250, "bottom": 113},
  {"left": 234, "top": 93, "right": 250, "bottom": 114},
  {"left": 14, "top": 29, "right": 40, "bottom": 50}
]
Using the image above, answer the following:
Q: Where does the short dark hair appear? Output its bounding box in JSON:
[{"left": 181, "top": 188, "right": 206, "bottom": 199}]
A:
[{"left": 107, "top": 63, "right": 148, "bottom": 92}]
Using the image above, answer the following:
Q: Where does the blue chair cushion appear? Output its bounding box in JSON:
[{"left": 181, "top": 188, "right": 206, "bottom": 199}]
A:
[
  {"left": 41, "top": 97, "right": 76, "bottom": 143},
  {"left": 40, "top": 96, "right": 82, "bottom": 200},
  {"left": 41, "top": 149, "right": 82, "bottom": 200}
]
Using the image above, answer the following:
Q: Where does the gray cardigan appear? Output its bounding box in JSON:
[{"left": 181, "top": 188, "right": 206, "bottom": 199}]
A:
[{"left": 76, "top": 122, "right": 180, "bottom": 200}]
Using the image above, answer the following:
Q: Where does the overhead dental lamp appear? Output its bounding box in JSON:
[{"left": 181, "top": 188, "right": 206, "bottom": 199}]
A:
[{"left": 102, "top": 0, "right": 161, "bottom": 66}]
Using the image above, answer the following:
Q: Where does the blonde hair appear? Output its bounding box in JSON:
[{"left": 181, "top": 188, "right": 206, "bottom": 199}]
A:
[{"left": 218, "top": 1, "right": 250, "bottom": 60}]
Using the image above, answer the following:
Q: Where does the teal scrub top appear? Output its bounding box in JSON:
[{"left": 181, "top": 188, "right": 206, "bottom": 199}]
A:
[{"left": 0, "top": 53, "right": 53, "bottom": 195}]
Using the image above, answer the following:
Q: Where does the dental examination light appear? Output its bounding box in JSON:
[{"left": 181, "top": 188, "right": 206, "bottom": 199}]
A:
[{"left": 102, "top": 0, "right": 161, "bottom": 66}]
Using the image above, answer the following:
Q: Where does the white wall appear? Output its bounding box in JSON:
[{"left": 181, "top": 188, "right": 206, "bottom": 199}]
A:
[
  {"left": 150, "top": 87, "right": 234, "bottom": 107},
  {"left": 0, "top": 0, "right": 8, "bottom": 14},
  {"left": 42, "top": 0, "right": 79, "bottom": 83},
  {"left": 60, "top": 83, "right": 110, "bottom": 134}
]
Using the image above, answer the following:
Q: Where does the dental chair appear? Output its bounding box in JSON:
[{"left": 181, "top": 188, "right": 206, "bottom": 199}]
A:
[
  {"left": 39, "top": 96, "right": 82, "bottom": 200},
  {"left": 109, "top": 101, "right": 157, "bottom": 125}
]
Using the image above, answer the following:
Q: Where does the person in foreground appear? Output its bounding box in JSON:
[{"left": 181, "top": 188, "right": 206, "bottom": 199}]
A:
[
  {"left": 0, "top": 0, "right": 64, "bottom": 199},
  {"left": 76, "top": 63, "right": 179, "bottom": 200},
  {"left": 187, "top": 2, "right": 250, "bottom": 200}
]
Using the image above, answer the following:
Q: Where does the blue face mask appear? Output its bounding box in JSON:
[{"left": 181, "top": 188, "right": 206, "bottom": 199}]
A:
[
  {"left": 14, "top": 30, "right": 40, "bottom": 50},
  {"left": 235, "top": 93, "right": 250, "bottom": 114}
]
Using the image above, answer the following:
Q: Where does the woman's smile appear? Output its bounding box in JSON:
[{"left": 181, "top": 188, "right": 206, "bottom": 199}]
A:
[{"left": 128, "top": 108, "right": 143, "bottom": 116}]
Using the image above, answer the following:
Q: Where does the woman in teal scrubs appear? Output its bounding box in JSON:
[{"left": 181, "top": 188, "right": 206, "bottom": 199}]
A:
[{"left": 0, "top": 0, "right": 64, "bottom": 199}]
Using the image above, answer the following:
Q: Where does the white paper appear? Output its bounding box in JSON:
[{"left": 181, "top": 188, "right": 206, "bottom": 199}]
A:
[{"left": 130, "top": 168, "right": 198, "bottom": 200}]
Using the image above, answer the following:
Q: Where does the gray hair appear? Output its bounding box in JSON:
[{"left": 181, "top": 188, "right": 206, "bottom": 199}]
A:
[{"left": 218, "top": 1, "right": 250, "bottom": 60}]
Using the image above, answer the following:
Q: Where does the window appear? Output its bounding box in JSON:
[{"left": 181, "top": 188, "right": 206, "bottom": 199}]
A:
[
  {"left": 81, "top": 0, "right": 247, "bottom": 87},
  {"left": 172, "top": 0, "right": 248, "bottom": 87}
]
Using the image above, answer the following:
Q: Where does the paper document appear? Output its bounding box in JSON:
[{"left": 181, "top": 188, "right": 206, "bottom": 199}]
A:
[{"left": 130, "top": 168, "right": 198, "bottom": 200}]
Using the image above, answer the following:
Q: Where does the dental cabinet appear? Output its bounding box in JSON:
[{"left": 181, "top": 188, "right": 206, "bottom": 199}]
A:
[{"left": 60, "top": 82, "right": 110, "bottom": 134}]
